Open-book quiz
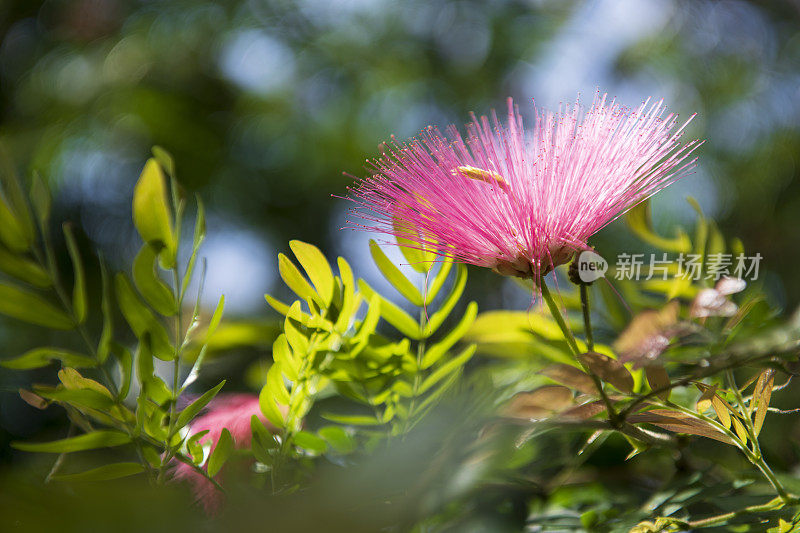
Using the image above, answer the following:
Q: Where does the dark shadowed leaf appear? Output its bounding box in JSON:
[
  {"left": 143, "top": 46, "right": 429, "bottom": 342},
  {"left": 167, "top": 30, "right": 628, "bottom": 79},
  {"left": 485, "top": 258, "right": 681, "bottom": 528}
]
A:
[
  {"left": 52, "top": 462, "right": 145, "bottom": 482},
  {"left": 207, "top": 428, "right": 233, "bottom": 477}
]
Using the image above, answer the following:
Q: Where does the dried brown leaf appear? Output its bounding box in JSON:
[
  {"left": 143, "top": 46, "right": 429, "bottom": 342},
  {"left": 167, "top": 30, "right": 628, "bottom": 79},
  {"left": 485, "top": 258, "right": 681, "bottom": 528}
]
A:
[
  {"left": 579, "top": 352, "right": 633, "bottom": 393},
  {"left": 542, "top": 364, "right": 597, "bottom": 395}
]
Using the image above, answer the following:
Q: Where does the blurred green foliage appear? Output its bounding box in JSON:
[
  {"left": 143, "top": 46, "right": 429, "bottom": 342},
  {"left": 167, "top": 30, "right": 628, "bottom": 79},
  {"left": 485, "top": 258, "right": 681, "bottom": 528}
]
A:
[{"left": 2, "top": 0, "right": 800, "bottom": 530}]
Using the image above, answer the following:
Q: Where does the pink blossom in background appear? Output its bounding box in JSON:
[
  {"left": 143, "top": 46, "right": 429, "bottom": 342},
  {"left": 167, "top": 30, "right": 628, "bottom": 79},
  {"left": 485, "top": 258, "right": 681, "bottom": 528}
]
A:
[
  {"left": 347, "top": 92, "right": 702, "bottom": 280},
  {"left": 171, "top": 393, "right": 270, "bottom": 515}
]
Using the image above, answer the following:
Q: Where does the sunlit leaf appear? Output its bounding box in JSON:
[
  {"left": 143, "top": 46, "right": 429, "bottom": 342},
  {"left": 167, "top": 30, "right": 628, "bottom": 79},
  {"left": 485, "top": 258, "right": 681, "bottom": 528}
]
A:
[
  {"left": 175, "top": 380, "right": 226, "bottom": 431},
  {"left": 418, "top": 344, "right": 475, "bottom": 394},
  {"left": 753, "top": 369, "right": 775, "bottom": 436},
  {"left": 369, "top": 240, "right": 423, "bottom": 306},
  {"left": 207, "top": 428, "right": 233, "bottom": 477},
  {"left": 358, "top": 279, "right": 421, "bottom": 339},
  {"left": 132, "top": 158, "right": 176, "bottom": 268},
  {"left": 421, "top": 301, "right": 477, "bottom": 368},
  {"left": 278, "top": 253, "right": 323, "bottom": 307},
  {"left": 390, "top": 217, "right": 435, "bottom": 275},
  {"left": 290, "top": 240, "right": 334, "bottom": 306},
  {"left": 423, "top": 263, "right": 468, "bottom": 337}
]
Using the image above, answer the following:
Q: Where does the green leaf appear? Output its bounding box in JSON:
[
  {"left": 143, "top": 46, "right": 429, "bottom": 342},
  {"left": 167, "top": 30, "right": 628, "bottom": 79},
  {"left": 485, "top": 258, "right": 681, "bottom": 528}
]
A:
[
  {"left": 12, "top": 430, "right": 131, "bottom": 453},
  {"left": 36, "top": 388, "right": 116, "bottom": 412},
  {"left": 151, "top": 146, "right": 176, "bottom": 178},
  {"left": 0, "top": 247, "right": 50, "bottom": 287},
  {"left": 1, "top": 347, "right": 95, "bottom": 370},
  {"left": 283, "top": 302, "right": 309, "bottom": 354},
  {"left": 293, "top": 430, "right": 327, "bottom": 454},
  {"left": 321, "top": 412, "right": 385, "bottom": 426},
  {"left": 272, "top": 335, "right": 299, "bottom": 381},
  {"left": 419, "top": 344, "right": 475, "bottom": 394},
  {"left": 115, "top": 274, "right": 173, "bottom": 360},
  {"left": 111, "top": 343, "right": 133, "bottom": 401},
  {"left": 97, "top": 260, "right": 113, "bottom": 363},
  {"left": 393, "top": 216, "right": 436, "bottom": 273},
  {"left": 207, "top": 428, "right": 233, "bottom": 477},
  {"left": 132, "top": 158, "right": 176, "bottom": 268},
  {"left": 133, "top": 245, "right": 176, "bottom": 316},
  {"left": 206, "top": 295, "right": 225, "bottom": 340},
  {"left": 421, "top": 302, "right": 478, "bottom": 368},
  {"left": 358, "top": 279, "right": 421, "bottom": 339},
  {"left": 63, "top": 223, "right": 87, "bottom": 324},
  {"left": 0, "top": 155, "right": 34, "bottom": 247},
  {"left": 626, "top": 199, "right": 691, "bottom": 253},
  {"left": 175, "top": 380, "right": 226, "bottom": 431},
  {"left": 251, "top": 416, "right": 276, "bottom": 464},
  {"left": 0, "top": 197, "right": 30, "bottom": 252},
  {"left": 352, "top": 295, "right": 380, "bottom": 346},
  {"left": 30, "top": 171, "right": 51, "bottom": 227},
  {"left": 318, "top": 426, "right": 356, "bottom": 454},
  {"left": 52, "top": 462, "right": 144, "bottom": 483},
  {"left": 0, "top": 283, "right": 74, "bottom": 329},
  {"left": 290, "top": 240, "right": 334, "bottom": 305},
  {"left": 278, "top": 253, "right": 323, "bottom": 307},
  {"left": 369, "top": 240, "right": 423, "bottom": 306},
  {"left": 259, "top": 383, "right": 285, "bottom": 429},
  {"left": 335, "top": 257, "right": 357, "bottom": 331},
  {"left": 266, "top": 363, "right": 290, "bottom": 405},
  {"left": 425, "top": 259, "right": 453, "bottom": 305},
  {"left": 423, "top": 263, "right": 468, "bottom": 337}
]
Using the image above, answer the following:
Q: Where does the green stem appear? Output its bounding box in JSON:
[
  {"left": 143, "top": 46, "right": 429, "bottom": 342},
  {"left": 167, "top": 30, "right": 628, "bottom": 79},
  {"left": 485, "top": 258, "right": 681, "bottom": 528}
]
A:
[
  {"left": 687, "top": 496, "right": 789, "bottom": 529},
  {"left": 540, "top": 278, "right": 618, "bottom": 424},
  {"left": 579, "top": 284, "right": 594, "bottom": 352}
]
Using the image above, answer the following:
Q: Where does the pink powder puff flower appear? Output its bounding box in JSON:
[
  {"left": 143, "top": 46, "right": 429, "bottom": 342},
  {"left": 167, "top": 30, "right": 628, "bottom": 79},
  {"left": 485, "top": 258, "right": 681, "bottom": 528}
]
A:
[
  {"left": 171, "top": 393, "right": 274, "bottom": 515},
  {"left": 347, "top": 92, "right": 702, "bottom": 280}
]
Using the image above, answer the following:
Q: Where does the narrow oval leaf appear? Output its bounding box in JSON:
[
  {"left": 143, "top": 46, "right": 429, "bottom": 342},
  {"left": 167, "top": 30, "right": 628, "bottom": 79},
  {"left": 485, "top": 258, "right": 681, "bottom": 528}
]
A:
[
  {"left": 392, "top": 217, "right": 435, "bottom": 273},
  {"left": 278, "top": 253, "right": 323, "bottom": 307},
  {"left": 52, "top": 462, "right": 144, "bottom": 483},
  {"left": 369, "top": 240, "right": 423, "bottom": 306},
  {"left": 753, "top": 369, "right": 775, "bottom": 436},
  {"left": 63, "top": 223, "right": 87, "bottom": 324},
  {"left": 0, "top": 198, "right": 30, "bottom": 252},
  {"left": 421, "top": 301, "right": 478, "bottom": 368},
  {"left": 644, "top": 364, "right": 671, "bottom": 401},
  {"left": 579, "top": 352, "right": 633, "bottom": 393},
  {"left": 290, "top": 240, "right": 334, "bottom": 305},
  {"left": 115, "top": 274, "right": 173, "bottom": 360},
  {"left": 0, "top": 283, "right": 74, "bottom": 329},
  {"left": 207, "top": 428, "right": 233, "bottom": 477},
  {"left": 1, "top": 347, "right": 95, "bottom": 370},
  {"left": 0, "top": 248, "right": 50, "bottom": 287},
  {"left": 425, "top": 258, "right": 453, "bottom": 305},
  {"left": 258, "top": 383, "right": 286, "bottom": 429},
  {"left": 358, "top": 279, "right": 421, "bottom": 339},
  {"left": 175, "top": 380, "right": 226, "bottom": 431},
  {"left": 12, "top": 430, "right": 131, "bottom": 453},
  {"left": 542, "top": 364, "right": 597, "bottom": 396},
  {"left": 132, "top": 158, "right": 176, "bottom": 268},
  {"left": 133, "top": 245, "right": 176, "bottom": 316},
  {"left": 293, "top": 430, "right": 327, "bottom": 454},
  {"left": 418, "top": 344, "right": 475, "bottom": 395},
  {"left": 505, "top": 385, "right": 574, "bottom": 419},
  {"left": 423, "top": 263, "right": 467, "bottom": 336}
]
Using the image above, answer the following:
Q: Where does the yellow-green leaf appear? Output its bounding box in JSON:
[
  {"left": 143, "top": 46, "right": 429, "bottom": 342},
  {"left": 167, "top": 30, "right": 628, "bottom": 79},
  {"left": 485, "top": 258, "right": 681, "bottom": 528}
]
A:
[
  {"left": 132, "top": 158, "right": 176, "bottom": 268},
  {"left": 0, "top": 283, "right": 74, "bottom": 329}
]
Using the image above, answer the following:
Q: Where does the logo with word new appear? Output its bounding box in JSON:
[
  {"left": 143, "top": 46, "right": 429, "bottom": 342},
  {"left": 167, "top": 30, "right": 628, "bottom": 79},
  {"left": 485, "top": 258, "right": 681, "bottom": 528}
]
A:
[{"left": 577, "top": 251, "right": 608, "bottom": 283}]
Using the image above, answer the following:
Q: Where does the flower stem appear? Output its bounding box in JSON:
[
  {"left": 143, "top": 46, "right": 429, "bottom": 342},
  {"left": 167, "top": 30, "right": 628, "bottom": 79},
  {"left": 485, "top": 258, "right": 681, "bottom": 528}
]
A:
[
  {"left": 539, "top": 277, "right": 619, "bottom": 424},
  {"left": 579, "top": 284, "right": 594, "bottom": 352}
]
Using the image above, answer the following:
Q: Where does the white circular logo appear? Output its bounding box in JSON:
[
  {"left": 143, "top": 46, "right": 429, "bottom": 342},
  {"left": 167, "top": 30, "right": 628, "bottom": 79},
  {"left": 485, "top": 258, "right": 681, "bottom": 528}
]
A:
[{"left": 577, "top": 251, "right": 608, "bottom": 283}]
